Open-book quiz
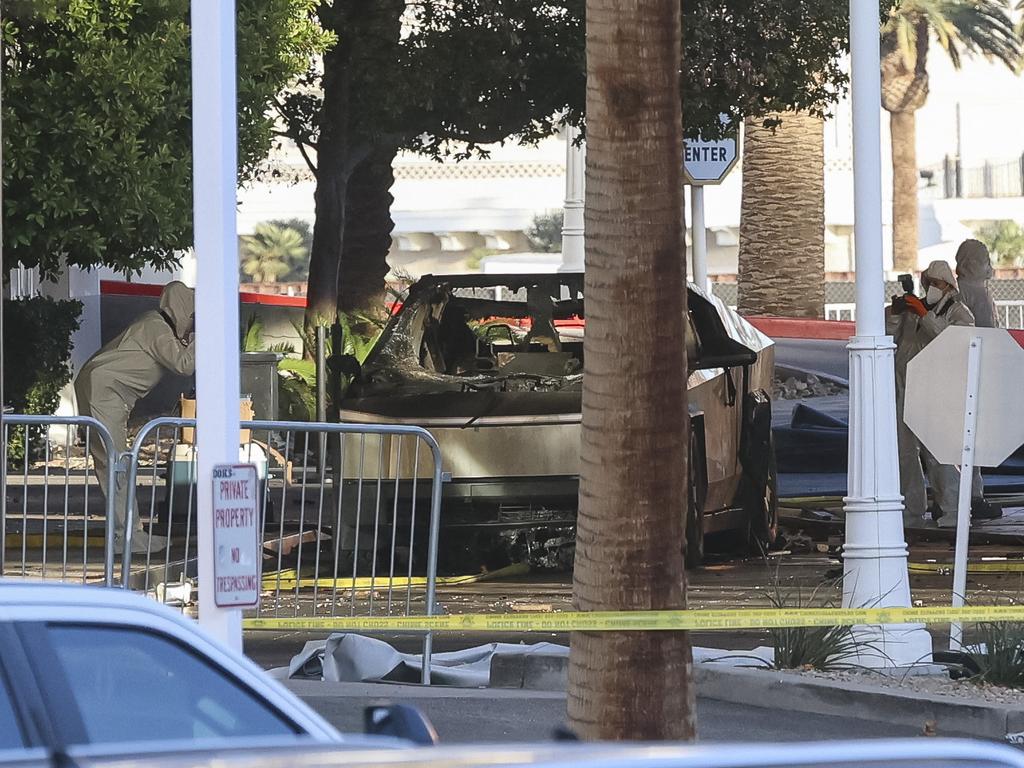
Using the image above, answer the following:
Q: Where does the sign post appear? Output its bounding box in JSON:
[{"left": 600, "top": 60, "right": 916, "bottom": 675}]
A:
[
  {"left": 905, "top": 326, "right": 1024, "bottom": 649},
  {"left": 950, "top": 337, "right": 981, "bottom": 649},
  {"left": 683, "top": 126, "right": 738, "bottom": 291},
  {"left": 192, "top": 0, "right": 243, "bottom": 648}
]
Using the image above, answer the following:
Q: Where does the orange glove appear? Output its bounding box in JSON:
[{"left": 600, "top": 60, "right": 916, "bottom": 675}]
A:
[{"left": 904, "top": 295, "right": 927, "bottom": 317}]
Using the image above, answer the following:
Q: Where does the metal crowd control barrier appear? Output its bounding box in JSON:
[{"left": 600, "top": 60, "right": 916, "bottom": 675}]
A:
[
  {"left": 124, "top": 418, "right": 444, "bottom": 681},
  {"left": 1, "top": 415, "right": 117, "bottom": 586}
]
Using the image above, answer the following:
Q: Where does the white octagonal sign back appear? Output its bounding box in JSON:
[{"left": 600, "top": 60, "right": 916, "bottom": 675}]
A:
[{"left": 905, "top": 326, "right": 1024, "bottom": 467}]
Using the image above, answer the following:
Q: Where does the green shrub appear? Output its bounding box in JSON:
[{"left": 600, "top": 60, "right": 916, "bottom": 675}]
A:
[
  {"left": 3, "top": 297, "right": 82, "bottom": 460},
  {"left": 968, "top": 621, "right": 1024, "bottom": 688},
  {"left": 761, "top": 565, "right": 877, "bottom": 671}
]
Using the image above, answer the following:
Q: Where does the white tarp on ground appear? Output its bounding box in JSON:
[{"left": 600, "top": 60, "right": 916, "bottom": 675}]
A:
[
  {"left": 277, "top": 634, "right": 774, "bottom": 687},
  {"left": 283, "top": 633, "right": 570, "bottom": 686}
]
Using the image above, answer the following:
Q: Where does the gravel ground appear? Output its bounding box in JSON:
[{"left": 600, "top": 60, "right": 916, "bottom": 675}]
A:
[{"left": 793, "top": 667, "right": 1024, "bottom": 705}]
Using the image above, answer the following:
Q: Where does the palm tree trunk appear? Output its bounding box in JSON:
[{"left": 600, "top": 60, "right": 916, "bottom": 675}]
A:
[
  {"left": 890, "top": 109, "right": 919, "bottom": 273},
  {"left": 737, "top": 113, "right": 825, "bottom": 318},
  {"left": 339, "top": 144, "right": 397, "bottom": 313},
  {"left": 568, "top": 0, "right": 694, "bottom": 742}
]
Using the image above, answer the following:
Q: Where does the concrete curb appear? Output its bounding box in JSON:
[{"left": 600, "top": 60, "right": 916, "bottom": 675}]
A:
[
  {"left": 694, "top": 665, "right": 1024, "bottom": 741},
  {"left": 489, "top": 653, "right": 1024, "bottom": 740}
]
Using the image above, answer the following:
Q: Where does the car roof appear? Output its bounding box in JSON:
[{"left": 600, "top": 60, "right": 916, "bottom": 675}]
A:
[
  {"left": 0, "top": 580, "right": 342, "bottom": 742},
  {"left": 70, "top": 738, "right": 1024, "bottom": 768},
  {"left": 0, "top": 579, "right": 170, "bottom": 613}
]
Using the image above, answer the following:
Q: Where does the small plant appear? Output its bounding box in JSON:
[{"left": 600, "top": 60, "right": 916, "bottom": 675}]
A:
[
  {"left": 767, "top": 589, "right": 863, "bottom": 671},
  {"left": 760, "top": 564, "right": 875, "bottom": 671},
  {"left": 968, "top": 620, "right": 1024, "bottom": 688}
]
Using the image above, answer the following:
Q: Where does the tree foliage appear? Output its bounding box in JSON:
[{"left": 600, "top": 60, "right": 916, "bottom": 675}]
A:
[
  {"left": 239, "top": 220, "right": 311, "bottom": 283},
  {"left": 3, "top": 297, "right": 81, "bottom": 460},
  {"left": 683, "top": 0, "right": 854, "bottom": 137},
  {"left": 528, "top": 212, "right": 564, "bottom": 253},
  {"left": 282, "top": 0, "right": 864, "bottom": 317},
  {"left": 2, "top": 0, "right": 329, "bottom": 279},
  {"left": 281, "top": 0, "right": 862, "bottom": 158},
  {"left": 976, "top": 220, "right": 1024, "bottom": 266}
]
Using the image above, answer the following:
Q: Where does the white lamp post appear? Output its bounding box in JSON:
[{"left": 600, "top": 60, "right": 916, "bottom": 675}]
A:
[
  {"left": 842, "top": 0, "right": 932, "bottom": 665},
  {"left": 560, "top": 125, "right": 585, "bottom": 272},
  {"left": 192, "top": 0, "right": 243, "bottom": 649}
]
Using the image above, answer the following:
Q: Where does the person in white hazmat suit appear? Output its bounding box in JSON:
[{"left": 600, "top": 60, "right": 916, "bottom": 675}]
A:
[
  {"left": 954, "top": 239, "right": 1001, "bottom": 520},
  {"left": 74, "top": 282, "right": 196, "bottom": 553},
  {"left": 887, "top": 261, "right": 974, "bottom": 528},
  {"left": 956, "top": 239, "right": 999, "bottom": 329}
]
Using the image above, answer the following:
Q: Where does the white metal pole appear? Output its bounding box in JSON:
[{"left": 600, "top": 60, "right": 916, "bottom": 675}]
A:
[
  {"left": 950, "top": 336, "right": 982, "bottom": 651},
  {"left": 691, "top": 185, "right": 709, "bottom": 291},
  {"left": 841, "top": 0, "right": 932, "bottom": 666},
  {"left": 559, "top": 125, "right": 585, "bottom": 272},
  {"left": 192, "top": 0, "right": 242, "bottom": 649}
]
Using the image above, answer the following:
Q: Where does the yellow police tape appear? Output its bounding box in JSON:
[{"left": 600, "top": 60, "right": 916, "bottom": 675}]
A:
[
  {"left": 3, "top": 533, "right": 107, "bottom": 549},
  {"left": 242, "top": 604, "right": 1024, "bottom": 633},
  {"left": 909, "top": 561, "right": 1024, "bottom": 574},
  {"left": 261, "top": 562, "right": 530, "bottom": 592}
]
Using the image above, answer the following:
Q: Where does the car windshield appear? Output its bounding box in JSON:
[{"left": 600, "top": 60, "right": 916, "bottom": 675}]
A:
[{"left": 366, "top": 275, "right": 585, "bottom": 388}]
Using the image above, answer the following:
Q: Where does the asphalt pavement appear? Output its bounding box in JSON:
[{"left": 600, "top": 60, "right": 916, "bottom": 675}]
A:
[{"left": 288, "top": 680, "right": 959, "bottom": 743}]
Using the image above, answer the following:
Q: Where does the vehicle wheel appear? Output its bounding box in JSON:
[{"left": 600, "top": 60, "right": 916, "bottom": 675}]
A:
[
  {"left": 685, "top": 430, "right": 707, "bottom": 570},
  {"left": 742, "top": 439, "right": 778, "bottom": 555}
]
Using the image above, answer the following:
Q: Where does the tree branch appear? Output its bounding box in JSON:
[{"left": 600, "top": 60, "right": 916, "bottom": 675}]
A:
[{"left": 294, "top": 139, "right": 319, "bottom": 177}]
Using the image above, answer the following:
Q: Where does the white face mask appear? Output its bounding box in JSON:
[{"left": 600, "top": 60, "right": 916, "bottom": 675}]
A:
[{"left": 926, "top": 286, "right": 945, "bottom": 305}]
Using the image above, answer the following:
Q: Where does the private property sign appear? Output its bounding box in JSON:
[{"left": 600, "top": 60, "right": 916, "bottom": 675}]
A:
[{"left": 212, "top": 464, "right": 260, "bottom": 608}]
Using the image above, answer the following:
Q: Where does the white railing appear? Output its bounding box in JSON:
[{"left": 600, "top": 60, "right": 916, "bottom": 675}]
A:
[
  {"left": 824, "top": 303, "right": 857, "bottom": 322},
  {"left": 997, "top": 301, "right": 1024, "bottom": 330},
  {"left": 822, "top": 301, "right": 1024, "bottom": 329}
]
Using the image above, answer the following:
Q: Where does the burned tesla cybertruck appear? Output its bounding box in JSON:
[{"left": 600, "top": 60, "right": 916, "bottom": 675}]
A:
[{"left": 337, "top": 273, "right": 776, "bottom": 566}]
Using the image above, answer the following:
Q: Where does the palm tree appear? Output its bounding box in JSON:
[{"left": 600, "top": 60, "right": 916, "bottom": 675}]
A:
[
  {"left": 568, "top": 0, "right": 695, "bottom": 742},
  {"left": 882, "top": 0, "right": 1019, "bottom": 272},
  {"left": 737, "top": 113, "right": 826, "bottom": 318},
  {"left": 240, "top": 222, "right": 308, "bottom": 284}
]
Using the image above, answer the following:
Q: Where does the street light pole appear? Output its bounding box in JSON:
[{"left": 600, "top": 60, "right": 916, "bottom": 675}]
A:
[
  {"left": 192, "top": 0, "right": 242, "bottom": 649},
  {"left": 560, "top": 125, "right": 585, "bottom": 272},
  {"left": 842, "top": 0, "right": 931, "bottom": 666}
]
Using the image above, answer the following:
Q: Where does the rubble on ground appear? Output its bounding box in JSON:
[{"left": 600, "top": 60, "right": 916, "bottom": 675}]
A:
[{"left": 772, "top": 373, "right": 846, "bottom": 400}]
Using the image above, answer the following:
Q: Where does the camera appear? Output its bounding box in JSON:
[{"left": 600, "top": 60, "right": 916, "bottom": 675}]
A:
[{"left": 891, "top": 273, "right": 917, "bottom": 314}]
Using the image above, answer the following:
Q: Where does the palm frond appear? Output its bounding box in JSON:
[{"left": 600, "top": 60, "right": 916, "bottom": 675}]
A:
[{"left": 885, "top": 0, "right": 1020, "bottom": 71}]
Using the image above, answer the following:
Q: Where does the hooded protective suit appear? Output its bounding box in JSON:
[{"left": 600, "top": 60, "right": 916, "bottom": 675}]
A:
[
  {"left": 955, "top": 239, "right": 999, "bottom": 329},
  {"left": 75, "top": 282, "right": 196, "bottom": 547},
  {"left": 887, "top": 261, "right": 974, "bottom": 524},
  {"left": 954, "top": 239, "right": 997, "bottom": 511}
]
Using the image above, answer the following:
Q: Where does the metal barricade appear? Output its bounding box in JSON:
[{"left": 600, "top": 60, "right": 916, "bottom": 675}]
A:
[
  {"left": 124, "top": 418, "right": 444, "bottom": 681},
  {"left": 1, "top": 415, "right": 117, "bottom": 586}
]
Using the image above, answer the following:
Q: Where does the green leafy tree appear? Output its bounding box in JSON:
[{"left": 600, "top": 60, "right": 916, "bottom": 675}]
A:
[
  {"left": 240, "top": 221, "right": 309, "bottom": 283},
  {"left": 280, "top": 0, "right": 859, "bottom": 322},
  {"left": 881, "top": 0, "right": 1020, "bottom": 271},
  {"left": 976, "top": 220, "right": 1024, "bottom": 266},
  {"left": 2, "top": 0, "right": 330, "bottom": 279},
  {"left": 528, "top": 212, "right": 564, "bottom": 253}
]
